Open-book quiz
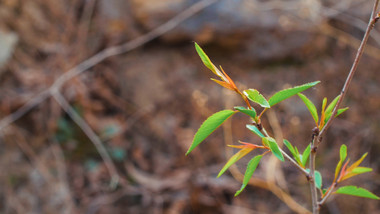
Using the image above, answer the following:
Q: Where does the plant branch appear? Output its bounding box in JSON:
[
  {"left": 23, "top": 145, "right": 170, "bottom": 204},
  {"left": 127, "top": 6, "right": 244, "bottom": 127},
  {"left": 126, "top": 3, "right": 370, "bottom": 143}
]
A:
[
  {"left": 318, "top": 0, "right": 380, "bottom": 141},
  {"left": 319, "top": 182, "right": 338, "bottom": 206},
  {"left": 261, "top": 128, "right": 309, "bottom": 176},
  {"left": 309, "top": 136, "right": 319, "bottom": 214}
]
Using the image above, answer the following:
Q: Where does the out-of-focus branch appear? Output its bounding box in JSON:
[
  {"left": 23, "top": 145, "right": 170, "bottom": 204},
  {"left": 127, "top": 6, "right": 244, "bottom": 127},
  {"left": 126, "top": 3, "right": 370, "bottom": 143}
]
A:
[
  {"left": 0, "top": 0, "right": 219, "bottom": 131},
  {"left": 52, "top": 90, "right": 120, "bottom": 187}
]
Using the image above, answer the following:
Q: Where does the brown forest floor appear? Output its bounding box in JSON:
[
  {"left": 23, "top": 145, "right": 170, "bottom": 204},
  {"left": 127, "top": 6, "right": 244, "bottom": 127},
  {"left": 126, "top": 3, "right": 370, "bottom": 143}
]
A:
[{"left": 0, "top": 0, "right": 380, "bottom": 213}]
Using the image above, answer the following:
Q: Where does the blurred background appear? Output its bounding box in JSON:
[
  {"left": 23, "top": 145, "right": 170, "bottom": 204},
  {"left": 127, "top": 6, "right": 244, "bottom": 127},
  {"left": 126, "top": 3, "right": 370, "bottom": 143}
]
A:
[{"left": 0, "top": 0, "right": 380, "bottom": 213}]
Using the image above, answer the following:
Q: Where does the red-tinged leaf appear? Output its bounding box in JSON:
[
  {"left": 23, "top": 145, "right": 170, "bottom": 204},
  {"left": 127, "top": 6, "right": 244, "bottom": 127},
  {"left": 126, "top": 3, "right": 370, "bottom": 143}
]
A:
[
  {"left": 335, "top": 186, "right": 380, "bottom": 200},
  {"left": 211, "top": 78, "right": 235, "bottom": 91},
  {"left": 218, "top": 148, "right": 253, "bottom": 177},
  {"left": 341, "top": 167, "right": 372, "bottom": 181},
  {"left": 334, "top": 144, "right": 347, "bottom": 181},
  {"left": 346, "top": 153, "right": 368, "bottom": 172},
  {"left": 219, "top": 66, "right": 237, "bottom": 90},
  {"left": 319, "top": 97, "right": 327, "bottom": 129},
  {"left": 338, "top": 159, "right": 350, "bottom": 182},
  {"left": 235, "top": 155, "right": 263, "bottom": 196}
]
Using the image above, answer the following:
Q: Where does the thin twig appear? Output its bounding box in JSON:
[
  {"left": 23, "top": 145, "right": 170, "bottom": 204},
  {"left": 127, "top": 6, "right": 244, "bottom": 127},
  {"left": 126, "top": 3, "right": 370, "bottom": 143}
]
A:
[
  {"left": 262, "top": 128, "right": 309, "bottom": 175},
  {"left": 318, "top": 0, "right": 380, "bottom": 141},
  {"left": 0, "top": 0, "right": 219, "bottom": 131},
  {"left": 52, "top": 91, "right": 120, "bottom": 187},
  {"left": 319, "top": 182, "right": 338, "bottom": 206}
]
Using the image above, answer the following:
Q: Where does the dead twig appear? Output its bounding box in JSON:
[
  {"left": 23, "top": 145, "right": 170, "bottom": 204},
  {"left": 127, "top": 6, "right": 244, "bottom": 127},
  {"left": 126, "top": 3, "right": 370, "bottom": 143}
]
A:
[{"left": 52, "top": 90, "right": 120, "bottom": 188}]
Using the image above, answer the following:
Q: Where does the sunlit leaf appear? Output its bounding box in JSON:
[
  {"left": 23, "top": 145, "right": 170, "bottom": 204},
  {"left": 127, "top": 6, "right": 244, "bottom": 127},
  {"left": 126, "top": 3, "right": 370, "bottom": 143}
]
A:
[
  {"left": 302, "top": 144, "right": 311, "bottom": 167},
  {"left": 335, "top": 186, "right": 380, "bottom": 200},
  {"left": 298, "top": 93, "right": 319, "bottom": 126},
  {"left": 246, "top": 124, "right": 265, "bottom": 138},
  {"left": 186, "top": 110, "right": 236, "bottom": 155},
  {"left": 243, "top": 89, "right": 270, "bottom": 108},
  {"left": 325, "top": 107, "right": 349, "bottom": 123},
  {"left": 319, "top": 97, "right": 327, "bottom": 129},
  {"left": 268, "top": 81, "right": 320, "bottom": 107},
  {"left": 234, "top": 106, "right": 257, "bottom": 119},
  {"left": 263, "top": 137, "right": 284, "bottom": 162},
  {"left": 228, "top": 141, "right": 263, "bottom": 149},
  {"left": 235, "top": 155, "right": 263, "bottom": 196},
  {"left": 218, "top": 148, "right": 253, "bottom": 177},
  {"left": 293, "top": 146, "right": 302, "bottom": 165}
]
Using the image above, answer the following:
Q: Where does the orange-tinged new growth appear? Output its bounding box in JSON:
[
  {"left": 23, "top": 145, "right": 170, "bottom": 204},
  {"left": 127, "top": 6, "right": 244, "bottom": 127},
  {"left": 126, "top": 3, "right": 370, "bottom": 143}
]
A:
[{"left": 228, "top": 141, "right": 268, "bottom": 150}]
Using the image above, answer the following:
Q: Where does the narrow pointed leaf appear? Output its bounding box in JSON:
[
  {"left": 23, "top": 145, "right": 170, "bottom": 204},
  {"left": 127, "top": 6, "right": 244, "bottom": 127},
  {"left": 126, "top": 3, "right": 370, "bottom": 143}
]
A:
[
  {"left": 294, "top": 146, "right": 302, "bottom": 165},
  {"left": 234, "top": 106, "right": 257, "bottom": 119},
  {"left": 336, "top": 107, "right": 349, "bottom": 117},
  {"left": 298, "top": 93, "right": 319, "bottom": 125},
  {"left": 235, "top": 155, "right": 263, "bottom": 196},
  {"left": 283, "top": 139, "right": 295, "bottom": 156},
  {"left": 246, "top": 124, "right": 265, "bottom": 138},
  {"left": 342, "top": 167, "right": 372, "bottom": 181},
  {"left": 211, "top": 78, "right": 235, "bottom": 90},
  {"left": 334, "top": 144, "right": 347, "bottom": 180},
  {"left": 243, "top": 89, "right": 270, "bottom": 108},
  {"left": 268, "top": 81, "right": 320, "bottom": 106},
  {"left": 302, "top": 144, "right": 311, "bottom": 167},
  {"left": 325, "top": 95, "right": 341, "bottom": 118},
  {"left": 346, "top": 153, "right": 368, "bottom": 172},
  {"left": 218, "top": 148, "right": 253, "bottom": 177},
  {"left": 186, "top": 110, "right": 236, "bottom": 155},
  {"left": 335, "top": 186, "right": 380, "bottom": 200},
  {"left": 194, "top": 42, "right": 214, "bottom": 72},
  {"left": 319, "top": 97, "right": 327, "bottom": 128},
  {"left": 325, "top": 107, "right": 349, "bottom": 123},
  {"left": 264, "top": 137, "right": 284, "bottom": 162}
]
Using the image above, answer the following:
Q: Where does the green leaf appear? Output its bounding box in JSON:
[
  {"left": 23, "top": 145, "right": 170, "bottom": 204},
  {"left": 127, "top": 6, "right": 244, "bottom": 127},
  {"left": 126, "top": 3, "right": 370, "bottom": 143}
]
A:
[
  {"left": 263, "top": 137, "right": 284, "bottom": 162},
  {"left": 218, "top": 148, "right": 253, "bottom": 177},
  {"left": 293, "top": 146, "right": 302, "bottom": 165},
  {"left": 315, "top": 170, "right": 322, "bottom": 189},
  {"left": 194, "top": 42, "right": 214, "bottom": 72},
  {"left": 306, "top": 169, "right": 323, "bottom": 189},
  {"left": 186, "top": 110, "right": 236, "bottom": 155},
  {"left": 297, "top": 93, "right": 319, "bottom": 125},
  {"left": 342, "top": 167, "right": 373, "bottom": 181},
  {"left": 234, "top": 106, "right": 257, "bottom": 119},
  {"left": 302, "top": 144, "right": 311, "bottom": 167},
  {"left": 268, "top": 81, "right": 320, "bottom": 107},
  {"left": 325, "top": 95, "right": 340, "bottom": 118},
  {"left": 283, "top": 139, "right": 296, "bottom": 156},
  {"left": 243, "top": 89, "right": 270, "bottom": 108},
  {"left": 334, "top": 144, "right": 347, "bottom": 180},
  {"left": 246, "top": 124, "right": 265, "bottom": 138},
  {"left": 336, "top": 107, "right": 349, "bottom": 117},
  {"left": 340, "top": 144, "right": 347, "bottom": 161},
  {"left": 335, "top": 186, "right": 380, "bottom": 200},
  {"left": 235, "top": 155, "right": 263, "bottom": 196}
]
